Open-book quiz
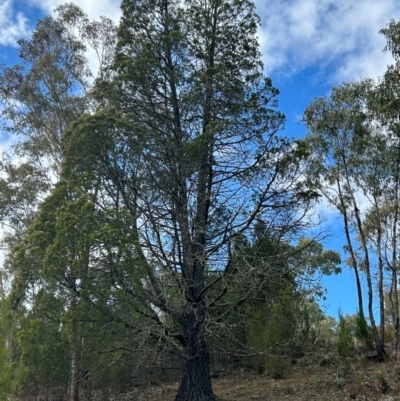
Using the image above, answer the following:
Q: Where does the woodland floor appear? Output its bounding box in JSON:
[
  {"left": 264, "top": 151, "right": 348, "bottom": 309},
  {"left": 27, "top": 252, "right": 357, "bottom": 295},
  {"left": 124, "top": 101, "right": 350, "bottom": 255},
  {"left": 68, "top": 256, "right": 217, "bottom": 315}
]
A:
[{"left": 99, "top": 344, "right": 400, "bottom": 401}]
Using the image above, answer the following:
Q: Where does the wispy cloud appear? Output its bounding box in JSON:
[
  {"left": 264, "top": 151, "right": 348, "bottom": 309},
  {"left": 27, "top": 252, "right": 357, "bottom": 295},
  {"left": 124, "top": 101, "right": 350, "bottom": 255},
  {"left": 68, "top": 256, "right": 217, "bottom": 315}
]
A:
[
  {"left": 0, "top": 0, "right": 29, "bottom": 46},
  {"left": 9, "top": 0, "right": 400, "bottom": 87},
  {"left": 256, "top": 0, "right": 399, "bottom": 83},
  {"left": 27, "top": 0, "right": 122, "bottom": 22}
]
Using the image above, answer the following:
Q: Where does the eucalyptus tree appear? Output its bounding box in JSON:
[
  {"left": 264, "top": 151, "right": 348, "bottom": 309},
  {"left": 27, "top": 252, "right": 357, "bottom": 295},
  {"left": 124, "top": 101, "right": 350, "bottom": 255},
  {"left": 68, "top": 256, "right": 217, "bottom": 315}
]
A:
[
  {"left": 60, "top": 0, "right": 317, "bottom": 399},
  {"left": 304, "top": 81, "right": 369, "bottom": 334},
  {"left": 373, "top": 19, "right": 400, "bottom": 354},
  {"left": 0, "top": 5, "right": 117, "bottom": 400},
  {"left": 304, "top": 19, "right": 400, "bottom": 359},
  {"left": 304, "top": 79, "right": 400, "bottom": 359},
  {"left": 0, "top": 3, "right": 116, "bottom": 237}
]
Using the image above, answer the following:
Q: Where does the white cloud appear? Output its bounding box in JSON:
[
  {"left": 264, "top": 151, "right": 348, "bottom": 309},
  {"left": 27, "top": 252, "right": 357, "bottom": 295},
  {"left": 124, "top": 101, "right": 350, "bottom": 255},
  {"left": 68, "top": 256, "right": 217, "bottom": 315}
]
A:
[
  {"left": 256, "top": 0, "right": 399, "bottom": 83},
  {"left": 0, "top": 134, "right": 17, "bottom": 156},
  {"left": 10, "top": 0, "right": 400, "bottom": 87},
  {"left": 0, "top": 0, "right": 29, "bottom": 46},
  {"left": 27, "top": 0, "right": 122, "bottom": 23}
]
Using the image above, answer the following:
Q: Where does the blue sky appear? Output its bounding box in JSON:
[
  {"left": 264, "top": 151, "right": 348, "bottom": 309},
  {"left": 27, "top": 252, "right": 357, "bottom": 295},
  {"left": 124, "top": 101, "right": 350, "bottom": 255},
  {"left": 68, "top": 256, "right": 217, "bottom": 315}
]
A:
[{"left": 1, "top": 0, "right": 399, "bottom": 319}]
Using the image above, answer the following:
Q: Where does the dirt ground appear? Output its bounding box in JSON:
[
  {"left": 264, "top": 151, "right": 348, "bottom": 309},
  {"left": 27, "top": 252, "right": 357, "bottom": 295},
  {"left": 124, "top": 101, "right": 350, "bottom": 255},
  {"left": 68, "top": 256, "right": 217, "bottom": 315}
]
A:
[{"left": 100, "top": 346, "right": 400, "bottom": 401}]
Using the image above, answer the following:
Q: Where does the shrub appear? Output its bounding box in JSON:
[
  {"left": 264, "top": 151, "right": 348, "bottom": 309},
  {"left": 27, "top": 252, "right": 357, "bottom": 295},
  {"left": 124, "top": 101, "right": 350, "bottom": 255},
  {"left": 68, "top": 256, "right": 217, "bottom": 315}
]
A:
[
  {"left": 354, "top": 311, "right": 373, "bottom": 348},
  {"left": 384, "top": 325, "right": 394, "bottom": 344},
  {"left": 375, "top": 368, "right": 390, "bottom": 393},
  {"left": 265, "top": 355, "right": 289, "bottom": 380},
  {"left": 337, "top": 312, "right": 354, "bottom": 376}
]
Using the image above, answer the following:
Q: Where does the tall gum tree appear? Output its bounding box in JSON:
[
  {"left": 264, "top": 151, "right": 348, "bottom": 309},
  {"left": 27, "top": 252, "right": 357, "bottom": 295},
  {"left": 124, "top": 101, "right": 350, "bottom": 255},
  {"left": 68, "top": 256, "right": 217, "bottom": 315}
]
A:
[
  {"left": 374, "top": 19, "right": 400, "bottom": 355},
  {"left": 0, "top": 5, "right": 117, "bottom": 400},
  {"left": 0, "top": 3, "right": 116, "bottom": 232},
  {"left": 304, "top": 80, "right": 400, "bottom": 360},
  {"left": 304, "top": 20, "right": 400, "bottom": 359},
  {"left": 61, "top": 0, "right": 317, "bottom": 399}
]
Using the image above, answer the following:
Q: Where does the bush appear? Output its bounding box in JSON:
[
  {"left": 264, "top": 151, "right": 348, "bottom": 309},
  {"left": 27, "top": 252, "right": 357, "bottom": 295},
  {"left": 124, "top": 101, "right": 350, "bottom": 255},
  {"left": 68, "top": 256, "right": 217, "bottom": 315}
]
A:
[
  {"left": 354, "top": 312, "right": 373, "bottom": 348},
  {"left": 337, "top": 312, "right": 354, "bottom": 376},
  {"left": 265, "top": 355, "right": 289, "bottom": 379},
  {"left": 384, "top": 325, "right": 394, "bottom": 344},
  {"left": 244, "top": 289, "right": 298, "bottom": 374},
  {"left": 375, "top": 368, "right": 390, "bottom": 393},
  {"left": 248, "top": 355, "right": 266, "bottom": 375}
]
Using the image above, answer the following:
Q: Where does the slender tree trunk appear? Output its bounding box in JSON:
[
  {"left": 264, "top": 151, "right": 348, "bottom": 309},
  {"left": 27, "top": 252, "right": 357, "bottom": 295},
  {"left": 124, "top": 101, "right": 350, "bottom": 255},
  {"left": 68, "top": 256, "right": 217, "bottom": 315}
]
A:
[
  {"left": 336, "top": 179, "right": 366, "bottom": 326},
  {"left": 69, "top": 228, "right": 91, "bottom": 401},
  {"left": 69, "top": 347, "right": 79, "bottom": 400},
  {"left": 377, "top": 223, "right": 385, "bottom": 347},
  {"left": 69, "top": 290, "right": 82, "bottom": 401},
  {"left": 356, "top": 213, "right": 386, "bottom": 360},
  {"left": 69, "top": 343, "right": 80, "bottom": 401},
  {"left": 389, "top": 272, "right": 399, "bottom": 356},
  {"left": 342, "top": 156, "right": 386, "bottom": 360},
  {"left": 391, "top": 161, "right": 400, "bottom": 357}
]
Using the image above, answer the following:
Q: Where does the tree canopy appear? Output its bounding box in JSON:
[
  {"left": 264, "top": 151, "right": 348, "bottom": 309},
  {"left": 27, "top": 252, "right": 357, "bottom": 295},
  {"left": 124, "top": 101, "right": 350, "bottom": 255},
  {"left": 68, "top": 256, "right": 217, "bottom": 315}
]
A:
[{"left": 11, "top": 1, "right": 400, "bottom": 400}]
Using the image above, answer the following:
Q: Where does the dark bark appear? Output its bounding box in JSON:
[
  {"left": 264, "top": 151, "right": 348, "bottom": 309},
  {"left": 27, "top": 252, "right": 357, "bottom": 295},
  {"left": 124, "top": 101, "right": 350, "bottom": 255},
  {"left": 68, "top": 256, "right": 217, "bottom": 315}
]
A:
[
  {"left": 174, "top": 3, "right": 218, "bottom": 399},
  {"left": 175, "top": 310, "right": 216, "bottom": 401}
]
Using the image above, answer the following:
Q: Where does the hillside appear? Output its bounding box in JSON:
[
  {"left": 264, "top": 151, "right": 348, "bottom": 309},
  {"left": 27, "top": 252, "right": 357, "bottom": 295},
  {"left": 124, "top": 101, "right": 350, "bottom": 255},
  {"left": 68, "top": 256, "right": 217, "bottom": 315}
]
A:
[{"left": 94, "top": 345, "right": 400, "bottom": 401}]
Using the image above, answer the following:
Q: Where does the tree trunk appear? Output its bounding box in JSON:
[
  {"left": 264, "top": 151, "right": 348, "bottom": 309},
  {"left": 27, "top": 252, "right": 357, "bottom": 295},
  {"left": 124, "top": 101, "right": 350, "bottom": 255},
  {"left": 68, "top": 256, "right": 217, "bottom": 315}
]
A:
[
  {"left": 175, "top": 312, "right": 217, "bottom": 401},
  {"left": 69, "top": 290, "right": 82, "bottom": 401},
  {"left": 69, "top": 345, "right": 80, "bottom": 401},
  {"left": 175, "top": 344, "right": 216, "bottom": 401},
  {"left": 336, "top": 178, "right": 365, "bottom": 322},
  {"left": 342, "top": 159, "right": 386, "bottom": 360},
  {"left": 390, "top": 275, "right": 399, "bottom": 357},
  {"left": 377, "top": 223, "right": 385, "bottom": 347},
  {"left": 391, "top": 161, "right": 400, "bottom": 358}
]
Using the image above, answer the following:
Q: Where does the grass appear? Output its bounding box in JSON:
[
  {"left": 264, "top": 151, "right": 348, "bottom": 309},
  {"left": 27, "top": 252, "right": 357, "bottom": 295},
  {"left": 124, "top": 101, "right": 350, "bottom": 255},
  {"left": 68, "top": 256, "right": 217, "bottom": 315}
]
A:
[{"left": 107, "top": 345, "right": 400, "bottom": 401}]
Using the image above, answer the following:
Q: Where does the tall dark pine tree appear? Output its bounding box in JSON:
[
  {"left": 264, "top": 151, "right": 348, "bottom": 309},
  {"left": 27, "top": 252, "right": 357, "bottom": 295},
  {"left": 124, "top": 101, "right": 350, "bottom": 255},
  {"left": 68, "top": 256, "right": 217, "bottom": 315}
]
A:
[{"left": 62, "top": 0, "right": 314, "bottom": 399}]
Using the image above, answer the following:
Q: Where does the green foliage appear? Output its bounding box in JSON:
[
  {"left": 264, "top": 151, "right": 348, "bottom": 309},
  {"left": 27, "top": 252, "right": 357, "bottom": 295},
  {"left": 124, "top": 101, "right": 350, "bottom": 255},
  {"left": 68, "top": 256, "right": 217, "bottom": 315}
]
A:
[
  {"left": 0, "top": 297, "right": 13, "bottom": 399},
  {"left": 375, "top": 368, "right": 390, "bottom": 393},
  {"left": 384, "top": 325, "right": 394, "bottom": 343},
  {"left": 245, "top": 288, "right": 297, "bottom": 373},
  {"left": 0, "top": 0, "right": 344, "bottom": 399},
  {"left": 10, "top": 293, "right": 70, "bottom": 396},
  {"left": 315, "top": 315, "right": 337, "bottom": 345},
  {"left": 231, "top": 230, "right": 340, "bottom": 373},
  {"left": 354, "top": 311, "right": 372, "bottom": 345},
  {"left": 336, "top": 312, "right": 355, "bottom": 376},
  {"left": 265, "top": 355, "right": 290, "bottom": 380},
  {"left": 304, "top": 74, "right": 399, "bottom": 360},
  {"left": 0, "top": 7, "right": 119, "bottom": 397},
  {"left": 300, "top": 302, "right": 336, "bottom": 345}
]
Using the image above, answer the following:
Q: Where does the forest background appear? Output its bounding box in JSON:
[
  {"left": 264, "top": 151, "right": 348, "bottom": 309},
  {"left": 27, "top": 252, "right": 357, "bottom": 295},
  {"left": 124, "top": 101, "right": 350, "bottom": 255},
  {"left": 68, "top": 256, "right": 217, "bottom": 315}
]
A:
[
  {"left": 1, "top": 0, "right": 400, "bottom": 317},
  {"left": 1, "top": 1, "right": 400, "bottom": 401}
]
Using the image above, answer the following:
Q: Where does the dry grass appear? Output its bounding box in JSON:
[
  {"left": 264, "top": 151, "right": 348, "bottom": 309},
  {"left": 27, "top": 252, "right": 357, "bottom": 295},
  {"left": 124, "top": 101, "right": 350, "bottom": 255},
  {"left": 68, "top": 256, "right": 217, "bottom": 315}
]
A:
[{"left": 100, "top": 347, "right": 400, "bottom": 401}]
